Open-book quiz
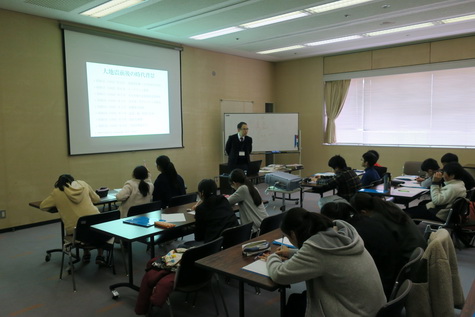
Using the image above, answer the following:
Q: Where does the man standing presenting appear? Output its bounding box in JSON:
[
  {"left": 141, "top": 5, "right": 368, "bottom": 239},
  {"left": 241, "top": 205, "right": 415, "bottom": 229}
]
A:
[{"left": 225, "top": 122, "right": 252, "bottom": 171}]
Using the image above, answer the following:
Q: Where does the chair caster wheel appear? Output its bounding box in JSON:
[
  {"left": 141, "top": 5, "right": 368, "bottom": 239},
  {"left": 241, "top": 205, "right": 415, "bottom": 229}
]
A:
[
  {"left": 45, "top": 254, "right": 51, "bottom": 262},
  {"left": 112, "top": 289, "right": 120, "bottom": 300},
  {"left": 280, "top": 206, "right": 286, "bottom": 212},
  {"left": 67, "top": 269, "right": 72, "bottom": 275}
]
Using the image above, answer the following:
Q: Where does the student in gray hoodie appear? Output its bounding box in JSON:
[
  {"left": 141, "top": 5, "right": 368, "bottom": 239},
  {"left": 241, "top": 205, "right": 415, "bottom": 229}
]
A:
[{"left": 266, "top": 208, "right": 386, "bottom": 317}]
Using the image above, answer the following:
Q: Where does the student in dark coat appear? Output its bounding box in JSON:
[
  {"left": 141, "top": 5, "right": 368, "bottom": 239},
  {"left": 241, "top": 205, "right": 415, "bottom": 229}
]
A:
[
  {"left": 152, "top": 155, "right": 186, "bottom": 207},
  {"left": 321, "top": 201, "right": 402, "bottom": 299},
  {"left": 193, "top": 179, "right": 239, "bottom": 243}
]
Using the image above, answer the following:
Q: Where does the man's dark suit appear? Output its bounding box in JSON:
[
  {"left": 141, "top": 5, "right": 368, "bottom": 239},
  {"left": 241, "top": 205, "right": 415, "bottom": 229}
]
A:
[{"left": 225, "top": 133, "right": 252, "bottom": 170}]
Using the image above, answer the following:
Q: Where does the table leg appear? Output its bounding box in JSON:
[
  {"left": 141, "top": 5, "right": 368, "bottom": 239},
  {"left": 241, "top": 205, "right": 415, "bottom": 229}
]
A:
[
  {"left": 280, "top": 287, "right": 286, "bottom": 317},
  {"left": 109, "top": 241, "right": 140, "bottom": 295},
  {"left": 239, "top": 281, "right": 245, "bottom": 317}
]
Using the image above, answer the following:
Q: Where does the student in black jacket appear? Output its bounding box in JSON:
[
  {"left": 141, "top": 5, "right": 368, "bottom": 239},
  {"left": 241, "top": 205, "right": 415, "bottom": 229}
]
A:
[{"left": 192, "top": 179, "right": 239, "bottom": 244}]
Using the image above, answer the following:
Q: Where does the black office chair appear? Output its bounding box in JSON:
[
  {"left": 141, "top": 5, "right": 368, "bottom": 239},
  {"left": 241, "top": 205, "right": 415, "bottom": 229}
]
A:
[
  {"left": 161, "top": 237, "right": 228, "bottom": 317},
  {"left": 374, "top": 166, "right": 388, "bottom": 178},
  {"left": 168, "top": 193, "right": 198, "bottom": 208},
  {"left": 376, "top": 279, "right": 413, "bottom": 317},
  {"left": 127, "top": 201, "right": 162, "bottom": 217},
  {"left": 60, "top": 209, "right": 120, "bottom": 291},
  {"left": 221, "top": 222, "right": 253, "bottom": 249},
  {"left": 414, "top": 197, "right": 469, "bottom": 244},
  {"left": 258, "top": 213, "right": 285, "bottom": 236},
  {"left": 389, "top": 247, "right": 424, "bottom": 300}
]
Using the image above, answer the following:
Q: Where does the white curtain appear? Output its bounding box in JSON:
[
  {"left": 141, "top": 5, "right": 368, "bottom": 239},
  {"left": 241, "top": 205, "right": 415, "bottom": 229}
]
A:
[{"left": 323, "top": 80, "right": 351, "bottom": 143}]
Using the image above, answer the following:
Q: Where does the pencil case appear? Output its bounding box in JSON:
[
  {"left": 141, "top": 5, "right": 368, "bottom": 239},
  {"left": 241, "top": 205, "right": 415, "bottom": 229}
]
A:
[
  {"left": 154, "top": 221, "right": 176, "bottom": 229},
  {"left": 242, "top": 240, "right": 270, "bottom": 256}
]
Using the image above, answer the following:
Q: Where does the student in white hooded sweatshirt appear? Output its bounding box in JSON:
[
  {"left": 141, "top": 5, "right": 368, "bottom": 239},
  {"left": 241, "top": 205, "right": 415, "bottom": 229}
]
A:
[{"left": 266, "top": 207, "right": 386, "bottom": 317}]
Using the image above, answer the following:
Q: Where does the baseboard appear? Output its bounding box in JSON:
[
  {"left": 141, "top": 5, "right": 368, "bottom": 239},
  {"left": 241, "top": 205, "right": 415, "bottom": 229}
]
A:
[{"left": 0, "top": 219, "right": 61, "bottom": 234}]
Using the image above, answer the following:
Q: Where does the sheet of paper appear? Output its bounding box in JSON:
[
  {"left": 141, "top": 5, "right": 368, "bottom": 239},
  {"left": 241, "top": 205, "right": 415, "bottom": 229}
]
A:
[
  {"left": 160, "top": 213, "right": 186, "bottom": 222},
  {"left": 399, "top": 181, "right": 426, "bottom": 188},
  {"left": 273, "top": 237, "right": 296, "bottom": 249},
  {"left": 242, "top": 259, "right": 269, "bottom": 277}
]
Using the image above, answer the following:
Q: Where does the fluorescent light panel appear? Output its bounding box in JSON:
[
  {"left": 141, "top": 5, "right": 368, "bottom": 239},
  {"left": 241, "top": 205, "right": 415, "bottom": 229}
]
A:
[
  {"left": 257, "top": 45, "right": 305, "bottom": 54},
  {"left": 241, "top": 11, "right": 309, "bottom": 29},
  {"left": 81, "top": 0, "right": 146, "bottom": 18},
  {"left": 306, "top": 35, "right": 362, "bottom": 46},
  {"left": 191, "top": 0, "right": 377, "bottom": 40},
  {"left": 190, "top": 27, "right": 244, "bottom": 40},
  {"left": 441, "top": 14, "right": 475, "bottom": 24},
  {"left": 365, "top": 22, "right": 435, "bottom": 36},
  {"left": 306, "top": 0, "right": 374, "bottom": 14}
]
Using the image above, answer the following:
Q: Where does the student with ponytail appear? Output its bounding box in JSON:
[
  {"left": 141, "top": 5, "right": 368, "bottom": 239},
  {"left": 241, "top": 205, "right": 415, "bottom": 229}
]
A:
[
  {"left": 116, "top": 165, "right": 154, "bottom": 218},
  {"left": 227, "top": 168, "right": 268, "bottom": 232}
]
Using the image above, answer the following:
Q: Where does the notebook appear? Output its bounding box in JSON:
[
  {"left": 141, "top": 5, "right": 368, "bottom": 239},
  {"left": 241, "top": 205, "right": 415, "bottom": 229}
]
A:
[
  {"left": 242, "top": 259, "right": 269, "bottom": 277},
  {"left": 123, "top": 216, "right": 157, "bottom": 228},
  {"left": 359, "top": 188, "right": 389, "bottom": 194}
]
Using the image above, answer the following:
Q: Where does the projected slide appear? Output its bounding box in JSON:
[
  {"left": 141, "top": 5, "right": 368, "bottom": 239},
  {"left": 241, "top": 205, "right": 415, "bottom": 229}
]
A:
[
  {"left": 63, "top": 28, "right": 183, "bottom": 155},
  {"left": 87, "top": 62, "right": 169, "bottom": 137}
]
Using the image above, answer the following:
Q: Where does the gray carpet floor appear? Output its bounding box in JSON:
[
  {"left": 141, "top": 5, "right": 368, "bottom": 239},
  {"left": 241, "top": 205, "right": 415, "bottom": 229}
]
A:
[{"left": 1, "top": 184, "right": 473, "bottom": 317}]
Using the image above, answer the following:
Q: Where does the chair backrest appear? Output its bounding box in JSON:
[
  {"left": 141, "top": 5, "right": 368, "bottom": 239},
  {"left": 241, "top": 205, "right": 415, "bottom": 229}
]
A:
[
  {"left": 389, "top": 247, "right": 424, "bottom": 300},
  {"left": 168, "top": 193, "right": 198, "bottom": 208},
  {"left": 374, "top": 166, "right": 388, "bottom": 178},
  {"left": 127, "top": 201, "right": 162, "bottom": 217},
  {"left": 75, "top": 210, "right": 120, "bottom": 246},
  {"left": 247, "top": 160, "right": 262, "bottom": 176},
  {"left": 447, "top": 197, "right": 469, "bottom": 227},
  {"left": 402, "top": 161, "right": 422, "bottom": 176},
  {"left": 174, "top": 237, "right": 223, "bottom": 291},
  {"left": 377, "top": 280, "right": 413, "bottom": 317},
  {"left": 221, "top": 222, "right": 253, "bottom": 249},
  {"left": 259, "top": 213, "right": 285, "bottom": 236}
]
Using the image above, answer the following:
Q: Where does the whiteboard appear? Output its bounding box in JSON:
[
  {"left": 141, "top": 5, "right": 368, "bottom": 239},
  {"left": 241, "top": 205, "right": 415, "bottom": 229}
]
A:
[{"left": 224, "top": 113, "right": 299, "bottom": 152}]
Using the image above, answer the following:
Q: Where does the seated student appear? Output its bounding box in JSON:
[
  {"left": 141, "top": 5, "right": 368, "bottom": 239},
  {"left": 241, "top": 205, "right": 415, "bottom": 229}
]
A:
[
  {"left": 416, "top": 158, "right": 440, "bottom": 188},
  {"left": 350, "top": 193, "right": 427, "bottom": 262},
  {"left": 266, "top": 207, "right": 386, "bottom": 317},
  {"left": 187, "top": 179, "right": 239, "bottom": 246},
  {"left": 152, "top": 155, "right": 186, "bottom": 207},
  {"left": 116, "top": 165, "right": 154, "bottom": 218},
  {"left": 441, "top": 152, "right": 475, "bottom": 190},
  {"left": 405, "top": 162, "right": 467, "bottom": 222},
  {"left": 40, "top": 174, "right": 108, "bottom": 265},
  {"left": 368, "top": 149, "right": 382, "bottom": 167},
  {"left": 227, "top": 168, "right": 268, "bottom": 232},
  {"left": 313, "top": 155, "right": 362, "bottom": 207},
  {"left": 321, "top": 202, "right": 402, "bottom": 299},
  {"left": 368, "top": 149, "right": 387, "bottom": 178},
  {"left": 361, "top": 151, "right": 381, "bottom": 187}
]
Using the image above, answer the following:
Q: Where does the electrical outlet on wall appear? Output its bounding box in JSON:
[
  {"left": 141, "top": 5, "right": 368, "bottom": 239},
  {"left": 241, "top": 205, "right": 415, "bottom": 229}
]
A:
[{"left": 0, "top": 210, "right": 6, "bottom": 219}]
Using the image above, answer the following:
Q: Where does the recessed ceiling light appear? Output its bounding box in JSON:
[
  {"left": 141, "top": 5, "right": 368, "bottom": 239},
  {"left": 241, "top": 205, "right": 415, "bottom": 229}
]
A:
[
  {"left": 257, "top": 45, "right": 305, "bottom": 54},
  {"left": 191, "top": 27, "right": 244, "bottom": 40},
  {"left": 80, "top": 0, "right": 147, "bottom": 18},
  {"left": 365, "top": 22, "right": 435, "bottom": 37}
]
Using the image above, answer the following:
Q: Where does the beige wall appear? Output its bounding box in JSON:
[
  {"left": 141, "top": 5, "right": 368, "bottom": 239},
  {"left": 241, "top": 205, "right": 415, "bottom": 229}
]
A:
[
  {"left": 275, "top": 36, "right": 475, "bottom": 176},
  {"left": 2, "top": 8, "right": 474, "bottom": 230},
  {"left": 0, "top": 9, "right": 274, "bottom": 230}
]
